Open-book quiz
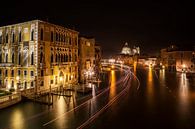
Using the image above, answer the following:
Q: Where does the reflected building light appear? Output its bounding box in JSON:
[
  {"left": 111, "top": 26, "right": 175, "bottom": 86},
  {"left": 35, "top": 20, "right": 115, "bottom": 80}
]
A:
[
  {"left": 109, "top": 70, "right": 116, "bottom": 99},
  {"left": 11, "top": 110, "right": 24, "bottom": 129},
  {"left": 92, "top": 84, "right": 96, "bottom": 97},
  {"left": 179, "top": 73, "right": 189, "bottom": 116}
]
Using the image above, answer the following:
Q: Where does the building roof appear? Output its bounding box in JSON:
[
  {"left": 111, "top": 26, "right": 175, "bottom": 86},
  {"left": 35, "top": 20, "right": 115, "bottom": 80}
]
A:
[{"left": 0, "top": 19, "right": 79, "bottom": 33}]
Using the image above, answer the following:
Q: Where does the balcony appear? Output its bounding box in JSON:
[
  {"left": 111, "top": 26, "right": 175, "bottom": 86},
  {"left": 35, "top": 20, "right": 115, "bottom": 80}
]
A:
[{"left": 0, "top": 62, "right": 14, "bottom": 67}]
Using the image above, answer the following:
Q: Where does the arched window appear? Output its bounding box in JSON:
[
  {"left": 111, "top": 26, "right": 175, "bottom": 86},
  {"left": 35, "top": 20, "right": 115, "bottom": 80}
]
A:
[
  {"left": 69, "top": 54, "right": 71, "bottom": 62},
  {"left": 18, "top": 53, "right": 21, "bottom": 65},
  {"left": 51, "top": 53, "right": 53, "bottom": 63},
  {"left": 19, "top": 31, "right": 22, "bottom": 42},
  {"left": 41, "top": 29, "right": 43, "bottom": 40},
  {"left": 56, "top": 33, "right": 58, "bottom": 41},
  {"left": 6, "top": 33, "right": 8, "bottom": 43},
  {"left": 55, "top": 54, "right": 58, "bottom": 62},
  {"left": 11, "top": 80, "right": 14, "bottom": 88},
  {"left": 40, "top": 52, "right": 43, "bottom": 63},
  {"left": 31, "top": 30, "right": 34, "bottom": 41},
  {"left": 0, "top": 53, "right": 2, "bottom": 63},
  {"left": 5, "top": 54, "right": 8, "bottom": 63},
  {"left": 0, "top": 35, "right": 2, "bottom": 44},
  {"left": 12, "top": 33, "right": 15, "bottom": 43},
  {"left": 12, "top": 53, "right": 14, "bottom": 63},
  {"left": 66, "top": 54, "right": 68, "bottom": 62},
  {"left": 58, "top": 54, "right": 60, "bottom": 63},
  {"left": 75, "top": 54, "right": 77, "bottom": 62},
  {"left": 58, "top": 34, "right": 61, "bottom": 42},
  {"left": 64, "top": 54, "right": 66, "bottom": 62},
  {"left": 31, "top": 52, "right": 34, "bottom": 65},
  {"left": 61, "top": 54, "right": 63, "bottom": 62}
]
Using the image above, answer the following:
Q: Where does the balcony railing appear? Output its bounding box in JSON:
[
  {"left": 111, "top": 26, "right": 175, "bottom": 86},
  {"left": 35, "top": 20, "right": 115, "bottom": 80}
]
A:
[{"left": 0, "top": 62, "right": 14, "bottom": 67}]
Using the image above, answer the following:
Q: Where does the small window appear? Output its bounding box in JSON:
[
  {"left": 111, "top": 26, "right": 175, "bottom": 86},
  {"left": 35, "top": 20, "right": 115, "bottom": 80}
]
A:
[
  {"left": 5, "top": 54, "right": 8, "bottom": 63},
  {"left": 41, "top": 70, "right": 44, "bottom": 76},
  {"left": 51, "top": 69, "right": 54, "bottom": 75},
  {"left": 0, "top": 35, "right": 2, "bottom": 44},
  {"left": 24, "top": 82, "right": 27, "bottom": 89},
  {"left": 18, "top": 53, "right": 21, "bottom": 65},
  {"left": 24, "top": 70, "right": 27, "bottom": 76},
  {"left": 11, "top": 80, "right": 14, "bottom": 88},
  {"left": 19, "top": 32, "right": 22, "bottom": 42},
  {"left": 11, "top": 70, "right": 14, "bottom": 77},
  {"left": 31, "top": 29, "right": 34, "bottom": 41},
  {"left": 31, "top": 71, "right": 34, "bottom": 76},
  {"left": 41, "top": 81, "right": 44, "bottom": 86},
  {"left": 12, "top": 33, "right": 15, "bottom": 43},
  {"left": 31, "top": 81, "right": 34, "bottom": 87},
  {"left": 31, "top": 52, "right": 34, "bottom": 65},
  {"left": 6, "top": 33, "right": 8, "bottom": 43},
  {"left": 12, "top": 53, "right": 14, "bottom": 63},
  {"left": 18, "top": 70, "right": 20, "bottom": 75}
]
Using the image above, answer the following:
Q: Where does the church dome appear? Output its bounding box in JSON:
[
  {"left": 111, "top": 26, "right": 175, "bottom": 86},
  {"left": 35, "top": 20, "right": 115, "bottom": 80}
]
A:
[{"left": 121, "top": 42, "right": 131, "bottom": 55}]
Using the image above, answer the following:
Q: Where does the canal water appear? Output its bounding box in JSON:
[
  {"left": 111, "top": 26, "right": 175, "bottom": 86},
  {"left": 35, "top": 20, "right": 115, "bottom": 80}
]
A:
[{"left": 0, "top": 70, "right": 124, "bottom": 129}]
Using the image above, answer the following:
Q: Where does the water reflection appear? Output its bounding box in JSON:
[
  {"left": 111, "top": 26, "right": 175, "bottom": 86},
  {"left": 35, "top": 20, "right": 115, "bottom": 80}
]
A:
[
  {"left": 109, "top": 70, "right": 116, "bottom": 99},
  {"left": 133, "top": 62, "right": 137, "bottom": 76},
  {"left": 147, "top": 67, "right": 154, "bottom": 105},
  {"left": 159, "top": 69, "right": 166, "bottom": 96},
  {"left": 10, "top": 109, "right": 25, "bottom": 129},
  {"left": 179, "top": 73, "right": 189, "bottom": 116}
]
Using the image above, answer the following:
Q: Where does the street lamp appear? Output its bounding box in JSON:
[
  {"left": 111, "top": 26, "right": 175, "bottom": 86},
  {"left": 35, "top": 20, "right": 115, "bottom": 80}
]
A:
[{"left": 182, "top": 64, "right": 186, "bottom": 73}]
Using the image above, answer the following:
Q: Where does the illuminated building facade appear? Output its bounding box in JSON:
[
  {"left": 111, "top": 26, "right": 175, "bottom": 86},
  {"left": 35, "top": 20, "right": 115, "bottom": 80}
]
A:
[
  {"left": 161, "top": 45, "right": 194, "bottom": 72},
  {"left": 0, "top": 20, "right": 79, "bottom": 91},
  {"left": 78, "top": 37, "right": 95, "bottom": 82}
]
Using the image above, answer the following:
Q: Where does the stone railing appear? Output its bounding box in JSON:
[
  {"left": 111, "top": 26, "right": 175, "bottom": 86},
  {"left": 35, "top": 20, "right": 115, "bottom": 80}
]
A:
[{"left": 0, "top": 93, "right": 21, "bottom": 109}]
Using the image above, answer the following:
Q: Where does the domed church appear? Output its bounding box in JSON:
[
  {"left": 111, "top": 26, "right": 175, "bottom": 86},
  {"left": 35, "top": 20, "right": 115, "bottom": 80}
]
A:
[{"left": 121, "top": 42, "right": 140, "bottom": 55}]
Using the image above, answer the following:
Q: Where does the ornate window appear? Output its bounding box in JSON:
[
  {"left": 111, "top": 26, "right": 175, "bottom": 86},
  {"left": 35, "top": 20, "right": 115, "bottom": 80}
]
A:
[
  {"left": 31, "top": 52, "right": 34, "bottom": 65},
  {"left": 31, "top": 29, "right": 34, "bottom": 41},
  {"left": 12, "top": 53, "right": 14, "bottom": 63}
]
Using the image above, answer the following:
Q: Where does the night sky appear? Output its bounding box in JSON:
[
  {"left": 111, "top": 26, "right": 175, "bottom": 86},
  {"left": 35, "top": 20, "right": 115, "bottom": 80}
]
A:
[{"left": 0, "top": 0, "right": 194, "bottom": 57}]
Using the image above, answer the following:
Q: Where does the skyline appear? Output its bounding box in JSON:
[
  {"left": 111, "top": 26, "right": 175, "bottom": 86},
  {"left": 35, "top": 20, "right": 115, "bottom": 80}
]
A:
[{"left": 0, "top": 0, "right": 195, "bottom": 57}]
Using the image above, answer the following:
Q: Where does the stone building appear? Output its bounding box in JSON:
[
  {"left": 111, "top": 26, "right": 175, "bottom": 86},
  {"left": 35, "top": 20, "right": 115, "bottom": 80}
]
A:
[
  {"left": 78, "top": 37, "right": 95, "bottom": 83},
  {"left": 161, "top": 45, "right": 194, "bottom": 72},
  {"left": 0, "top": 20, "right": 79, "bottom": 92}
]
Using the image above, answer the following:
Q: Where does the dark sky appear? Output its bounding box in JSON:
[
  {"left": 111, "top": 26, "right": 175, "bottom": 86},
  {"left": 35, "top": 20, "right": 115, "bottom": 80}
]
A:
[{"left": 0, "top": 0, "right": 195, "bottom": 57}]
